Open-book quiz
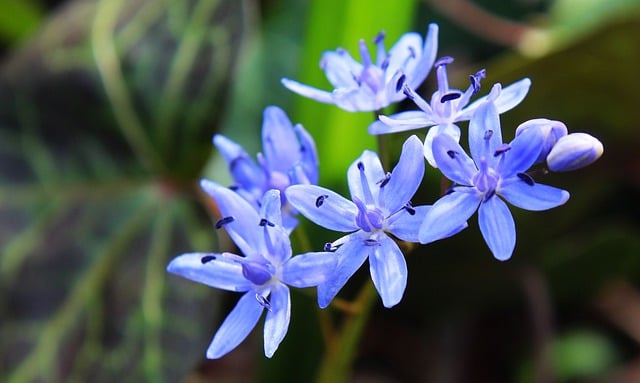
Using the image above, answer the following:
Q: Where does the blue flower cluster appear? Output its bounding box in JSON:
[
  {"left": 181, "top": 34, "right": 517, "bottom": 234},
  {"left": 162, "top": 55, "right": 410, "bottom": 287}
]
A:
[{"left": 167, "top": 22, "right": 603, "bottom": 359}]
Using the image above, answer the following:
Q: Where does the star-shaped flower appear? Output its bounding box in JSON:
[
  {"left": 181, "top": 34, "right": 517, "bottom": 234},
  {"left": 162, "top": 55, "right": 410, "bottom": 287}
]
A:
[
  {"left": 281, "top": 24, "right": 439, "bottom": 112},
  {"left": 214, "top": 106, "right": 318, "bottom": 231},
  {"left": 287, "top": 136, "right": 457, "bottom": 308},
  {"left": 419, "top": 85, "right": 570, "bottom": 261},
  {"left": 369, "top": 56, "right": 531, "bottom": 166},
  {"left": 167, "top": 181, "right": 335, "bottom": 359}
]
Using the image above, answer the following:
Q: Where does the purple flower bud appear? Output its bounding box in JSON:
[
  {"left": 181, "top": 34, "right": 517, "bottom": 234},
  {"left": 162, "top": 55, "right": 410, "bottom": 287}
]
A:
[{"left": 546, "top": 133, "right": 603, "bottom": 172}]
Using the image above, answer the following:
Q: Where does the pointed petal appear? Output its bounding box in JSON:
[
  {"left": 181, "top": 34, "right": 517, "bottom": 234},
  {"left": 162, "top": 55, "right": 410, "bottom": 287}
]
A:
[
  {"left": 460, "top": 78, "right": 531, "bottom": 120},
  {"left": 347, "top": 150, "right": 385, "bottom": 204},
  {"left": 207, "top": 291, "right": 264, "bottom": 359},
  {"left": 431, "top": 132, "right": 476, "bottom": 185},
  {"left": 321, "top": 50, "right": 362, "bottom": 88},
  {"left": 478, "top": 197, "right": 515, "bottom": 261},
  {"left": 468, "top": 87, "right": 503, "bottom": 167},
  {"left": 167, "top": 252, "right": 252, "bottom": 292},
  {"left": 213, "top": 135, "right": 265, "bottom": 192},
  {"left": 369, "top": 236, "right": 407, "bottom": 308},
  {"left": 385, "top": 32, "right": 422, "bottom": 82},
  {"left": 293, "top": 123, "right": 319, "bottom": 184},
  {"left": 419, "top": 188, "right": 479, "bottom": 244},
  {"left": 332, "top": 86, "right": 378, "bottom": 112},
  {"left": 425, "top": 123, "right": 463, "bottom": 169},
  {"left": 498, "top": 127, "right": 544, "bottom": 177},
  {"left": 259, "top": 189, "right": 282, "bottom": 227},
  {"left": 369, "top": 111, "right": 434, "bottom": 135},
  {"left": 499, "top": 178, "right": 570, "bottom": 211},
  {"left": 380, "top": 135, "right": 424, "bottom": 212},
  {"left": 200, "top": 179, "right": 264, "bottom": 256},
  {"left": 281, "top": 78, "right": 334, "bottom": 104},
  {"left": 263, "top": 284, "right": 291, "bottom": 358},
  {"left": 285, "top": 185, "right": 358, "bottom": 232},
  {"left": 407, "top": 23, "right": 439, "bottom": 89},
  {"left": 318, "top": 235, "right": 370, "bottom": 308},
  {"left": 281, "top": 252, "right": 337, "bottom": 287},
  {"left": 262, "top": 106, "right": 299, "bottom": 174},
  {"left": 386, "top": 205, "right": 429, "bottom": 242}
]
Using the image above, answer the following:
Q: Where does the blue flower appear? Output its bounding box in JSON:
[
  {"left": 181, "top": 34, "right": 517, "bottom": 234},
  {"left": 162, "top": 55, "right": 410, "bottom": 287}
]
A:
[
  {"left": 167, "top": 181, "right": 335, "bottom": 359},
  {"left": 286, "top": 136, "right": 448, "bottom": 308},
  {"left": 369, "top": 56, "right": 531, "bottom": 166},
  {"left": 214, "top": 106, "right": 318, "bottom": 231},
  {"left": 418, "top": 85, "right": 570, "bottom": 261},
  {"left": 281, "top": 24, "right": 439, "bottom": 112}
]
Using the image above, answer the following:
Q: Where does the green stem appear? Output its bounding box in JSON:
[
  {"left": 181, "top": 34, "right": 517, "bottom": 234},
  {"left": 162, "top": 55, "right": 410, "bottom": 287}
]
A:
[{"left": 314, "top": 280, "right": 377, "bottom": 383}]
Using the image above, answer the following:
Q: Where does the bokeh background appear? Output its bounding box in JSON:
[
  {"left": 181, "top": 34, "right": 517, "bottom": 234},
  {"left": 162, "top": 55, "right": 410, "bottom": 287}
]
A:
[{"left": 0, "top": 0, "right": 639, "bottom": 382}]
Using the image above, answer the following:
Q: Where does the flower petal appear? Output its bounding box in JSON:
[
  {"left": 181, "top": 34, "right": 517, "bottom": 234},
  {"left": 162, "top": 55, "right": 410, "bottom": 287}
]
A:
[
  {"left": 369, "top": 235, "right": 408, "bottom": 308},
  {"left": 166, "top": 252, "right": 252, "bottom": 292},
  {"left": 498, "top": 127, "right": 544, "bottom": 177},
  {"left": 261, "top": 106, "right": 299, "bottom": 174},
  {"left": 380, "top": 135, "right": 424, "bottom": 212},
  {"left": 281, "top": 78, "right": 334, "bottom": 104},
  {"left": 332, "top": 86, "right": 377, "bottom": 112},
  {"left": 499, "top": 178, "right": 570, "bottom": 211},
  {"left": 285, "top": 185, "right": 358, "bottom": 232},
  {"left": 478, "top": 196, "right": 515, "bottom": 261},
  {"left": 468, "top": 85, "right": 503, "bottom": 166},
  {"left": 317, "top": 235, "right": 370, "bottom": 308},
  {"left": 263, "top": 283, "right": 291, "bottom": 358},
  {"left": 407, "top": 23, "right": 439, "bottom": 90},
  {"left": 385, "top": 32, "right": 423, "bottom": 83},
  {"left": 213, "top": 135, "right": 265, "bottom": 192},
  {"left": 460, "top": 78, "right": 531, "bottom": 120},
  {"left": 281, "top": 252, "right": 337, "bottom": 287},
  {"left": 259, "top": 189, "right": 283, "bottom": 227},
  {"left": 386, "top": 205, "right": 429, "bottom": 242},
  {"left": 321, "top": 50, "right": 362, "bottom": 88},
  {"left": 200, "top": 179, "right": 263, "bottom": 256},
  {"left": 431, "top": 132, "right": 475, "bottom": 185},
  {"left": 347, "top": 150, "right": 385, "bottom": 205},
  {"left": 425, "top": 123, "right": 463, "bottom": 169},
  {"left": 369, "top": 111, "right": 435, "bottom": 135},
  {"left": 207, "top": 291, "right": 264, "bottom": 359},
  {"left": 419, "top": 188, "right": 479, "bottom": 244},
  {"left": 293, "top": 123, "right": 320, "bottom": 184}
]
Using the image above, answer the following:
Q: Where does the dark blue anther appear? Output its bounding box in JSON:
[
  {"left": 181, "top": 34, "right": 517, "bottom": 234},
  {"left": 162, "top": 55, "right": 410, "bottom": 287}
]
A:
[
  {"left": 215, "top": 216, "right": 234, "bottom": 229},
  {"left": 378, "top": 173, "right": 391, "bottom": 188},
  {"left": 229, "top": 185, "right": 239, "bottom": 191},
  {"left": 364, "top": 239, "right": 379, "bottom": 246},
  {"left": 256, "top": 294, "right": 272, "bottom": 310},
  {"left": 374, "top": 31, "right": 385, "bottom": 44},
  {"left": 324, "top": 242, "right": 340, "bottom": 252},
  {"left": 404, "top": 203, "right": 416, "bottom": 216},
  {"left": 201, "top": 255, "right": 216, "bottom": 264},
  {"left": 470, "top": 69, "right": 486, "bottom": 94},
  {"left": 395, "top": 74, "right": 406, "bottom": 92},
  {"left": 447, "top": 150, "right": 458, "bottom": 159},
  {"left": 434, "top": 56, "right": 454, "bottom": 67},
  {"left": 441, "top": 92, "right": 462, "bottom": 103},
  {"left": 259, "top": 218, "right": 275, "bottom": 227},
  {"left": 484, "top": 130, "right": 494, "bottom": 140},
  {"left": 494, "top": 144, "right": 511, "bottom": 157},
  {"left": 357, "top": 161, "right": 365, "bottom": 171},
  {"left": 315, "top": 194, "right": 329, "bottom": 208},
  {"left": 517, "top": 172, "right": 535, "bottom": 186}
]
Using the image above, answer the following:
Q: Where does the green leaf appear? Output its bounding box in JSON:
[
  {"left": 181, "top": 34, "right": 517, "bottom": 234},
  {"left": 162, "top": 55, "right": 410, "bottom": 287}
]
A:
[{"left": 0, "top": 0, "right": 245, "bottom": 381}]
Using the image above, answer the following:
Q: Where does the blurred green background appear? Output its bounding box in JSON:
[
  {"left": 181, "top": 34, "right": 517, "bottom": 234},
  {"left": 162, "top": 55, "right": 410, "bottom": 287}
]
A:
[{"left": 0, "top": 0, "right": 639, "bottom": 382}]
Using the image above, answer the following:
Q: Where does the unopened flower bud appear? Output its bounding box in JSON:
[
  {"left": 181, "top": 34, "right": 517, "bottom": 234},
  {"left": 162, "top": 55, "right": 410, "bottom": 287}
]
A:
[
  {"left": 515, "top": 119, "right": 567, "bottom": 163},
  {"left": 546, "top": 133, "right": 603, "bottom": 172}
]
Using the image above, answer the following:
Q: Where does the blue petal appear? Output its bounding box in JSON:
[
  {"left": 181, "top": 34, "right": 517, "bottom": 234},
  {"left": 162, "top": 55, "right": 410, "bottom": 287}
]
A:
[
  {"left": 285, "top": 185, "right": 358, "bottom": 232},
  {"left": 167, "top": 252, "right": 252, "bottom": 292},
  {"left": 260, "top": 189, "right": 283, "bottom": 227},
  {"left": 468, "top": 85, "right": 503, "bottom": 167},
  {"left": 261, "top": 106, "right": 299, "bottom": 174},
  {"left": 431, "top": 133, "right": 476, "bottom": 185},
  {"left": 385, "top": 32, "right": 423, "bottom": 83},
  {"left": 321, "top": 50, "right": 362, "bottom": 88},
  {"left": 386, "top": 205, "right": 429, "bottom": 242},
  {"left": 263, "top": 283, "right": 291, "bottom": 358},
  {"left": 498, "top": 127, "right": 543, "bottom": 177},
  {"left": 207, "top": 291, "right": 264, "bottom": 359},
  {"left": 478, "top": 197, "right": 515, "bottom": 261},
  {"left": 332, "top": 86, "right": 378, "bottom": 112},
  {"left": 200, "top": 180, "right": 264, "bottom": 257},
  {"left": 213, "top": 135, "right": 265, "bottom": 192},
  {"left": 380, "top": 135, "right": 424, "bottom": 212},
  {"left": 424, "top": 123, "right": 461, "bottom": 168},
  {"left": 460, "top": 78, "right": 531, "bottom": 120},
  {"left": 281, "top": 252, "right": 337, "bottom": 288},
  {"left": 293, "top": 123, "right": 319, "bottom": 184},
  {"left": 369, "top": 111, "right": 434, "bottom": 135},
  {"left": 317, "top": 235, "right": 370, "bottom": 308},
  {"left": 281, "top": 78, "right": 334, "bottom": 104},
  {"left": 347, "top": 150, "right": 385, "bottom": 205},
  {"left": 419, "top": 188, "right": 479, "bottom": 244},
  {"left": 369, "top": 235, "right": 408, "bottom": 308},
  {"left": 499, "top": 178, "right": 570, "bottom": 211},
  {"left": 407, "top": 23, "right": 439, "bottom": 90}
]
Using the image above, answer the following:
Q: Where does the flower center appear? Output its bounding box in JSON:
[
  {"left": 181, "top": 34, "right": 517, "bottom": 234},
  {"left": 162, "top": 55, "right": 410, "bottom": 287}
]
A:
[
  {"left": 241, "top": 261, "right": 273, "bottom": 286},
  {"left": 473, "top": 157, "right": 499, "bottom": 199},
  {"left": 353, "top": 196, "right": 384, "bottom": 232}
]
